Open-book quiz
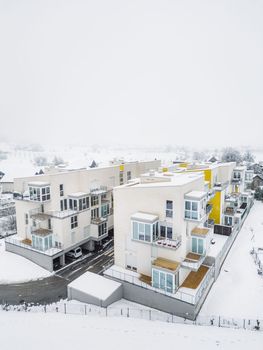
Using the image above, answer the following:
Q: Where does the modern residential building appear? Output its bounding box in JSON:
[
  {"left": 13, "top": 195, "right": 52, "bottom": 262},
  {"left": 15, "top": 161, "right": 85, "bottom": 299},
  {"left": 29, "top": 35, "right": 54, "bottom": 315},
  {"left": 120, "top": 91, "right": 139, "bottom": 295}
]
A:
[
  {"left": 5, "top": 159, "right": 160, "bottom": 271},
  {"left": 105, "top": 162, "right": 254, "bottom": 319}
]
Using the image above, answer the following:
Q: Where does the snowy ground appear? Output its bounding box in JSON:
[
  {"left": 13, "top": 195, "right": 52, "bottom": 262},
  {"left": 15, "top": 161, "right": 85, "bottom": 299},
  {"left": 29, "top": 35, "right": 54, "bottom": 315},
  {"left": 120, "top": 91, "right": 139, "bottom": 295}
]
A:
[
  {"left": 0, "top": 312, "right": 262, "bottom": 350},
  {"left": 200, "top": 201, "right": 263, "bottom": 319},
  {"left": 0, "top": 240, "right": 51, "bottom": 284}
]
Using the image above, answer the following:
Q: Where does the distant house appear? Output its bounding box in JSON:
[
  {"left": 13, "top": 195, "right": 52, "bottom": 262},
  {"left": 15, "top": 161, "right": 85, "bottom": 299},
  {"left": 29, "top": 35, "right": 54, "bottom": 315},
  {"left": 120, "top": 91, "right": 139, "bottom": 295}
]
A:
[
  {"left": 251, "top": 174, "right": 263, "bottom": 190},
  {"left": 208, "top": 156, "right": 217, "bottom": 163},
  {"left": 0, "top": 172, "right": 14, "bottom": 193}
]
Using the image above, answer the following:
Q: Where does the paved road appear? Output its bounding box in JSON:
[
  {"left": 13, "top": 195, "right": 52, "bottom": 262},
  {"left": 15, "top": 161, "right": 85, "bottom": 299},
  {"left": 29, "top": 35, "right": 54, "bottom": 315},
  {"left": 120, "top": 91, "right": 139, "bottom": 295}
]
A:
[{"left": 0, "top": 243, "right": 114, "bottom": 305}]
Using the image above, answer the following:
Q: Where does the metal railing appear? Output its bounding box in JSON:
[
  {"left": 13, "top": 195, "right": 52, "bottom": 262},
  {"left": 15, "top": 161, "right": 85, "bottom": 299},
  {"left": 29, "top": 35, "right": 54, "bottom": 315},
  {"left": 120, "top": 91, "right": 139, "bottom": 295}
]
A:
[
  {"left": 5, "top": 237, "right": 63, "bottom": 256},
  {"left": 105, "top": 265, "right": 214, "bottom": 306}
]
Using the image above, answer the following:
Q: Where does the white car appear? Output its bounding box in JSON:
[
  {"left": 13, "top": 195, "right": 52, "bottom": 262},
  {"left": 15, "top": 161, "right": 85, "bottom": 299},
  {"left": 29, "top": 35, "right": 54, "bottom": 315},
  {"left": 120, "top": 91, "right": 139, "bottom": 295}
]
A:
[{"left": 66, "top": 247, "right": 82, "bottom": 259}]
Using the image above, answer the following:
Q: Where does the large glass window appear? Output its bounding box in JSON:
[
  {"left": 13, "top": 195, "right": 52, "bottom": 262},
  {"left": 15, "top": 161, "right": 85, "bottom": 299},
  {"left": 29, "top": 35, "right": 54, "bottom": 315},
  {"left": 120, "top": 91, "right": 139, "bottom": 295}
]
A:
[
  {"left": 185, "top": 200, "right": 200, "bottom": 220},
  {"left": 91, "top": 195, "right": 99, "bottom": 206},
  {"left": 192, "top": 237, "right": 205, "bottom": 255},
  {"left": 29, "top": 186, "right": 50, "bottom": 202},
  {"left": 99, "top": 222, "right": 107, "bottom": 236},
  {"left": 131, "top": 220, "right": 159, "bottom": 243},
  {"left": 151, "top": 268, "right": 176, "bottom": 293},
  {"left": 32, "top": 234, "right": 52, "bottom": 251},
  {"left": 101, "top": 203, "right": 110, "bottom": 217}
]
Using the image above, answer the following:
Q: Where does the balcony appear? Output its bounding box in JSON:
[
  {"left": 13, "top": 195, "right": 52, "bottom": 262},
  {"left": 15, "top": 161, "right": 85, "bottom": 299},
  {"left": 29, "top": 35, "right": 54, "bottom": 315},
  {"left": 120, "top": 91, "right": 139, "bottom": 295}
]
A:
[
  {"left": 224, "top": 206, "right": 236, "bottom": 216},
  {"left": 90, "top": 186, "right": 110, "bottom": 195},
  {"left": 29, "top": 207, "right": 51, "bottom": 220},
  {"left": 154, "top": 237, "right": 181, "bottom": 251},
  {"left": 181, "top": 252, "right": 205, "bottom": 271},
  {"left": 91, "top": 217, "right": 107, "bottom": 225},
  {"left": 5, "top": 236, "right": 62, "bottom": 256},
  {"left": 31, "top": 227, "right": 53, "bottom": 236}
]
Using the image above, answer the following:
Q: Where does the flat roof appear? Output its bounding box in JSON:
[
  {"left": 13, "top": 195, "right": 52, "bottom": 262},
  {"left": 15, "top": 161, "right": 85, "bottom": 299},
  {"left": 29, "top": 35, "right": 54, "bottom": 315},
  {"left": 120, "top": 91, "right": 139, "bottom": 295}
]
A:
[
  {"left": 152, "top": 257, "right": 180, "bottom": 272},
  {"left": 185, "top": 190, "right": 207, "bottom": 199},
  {"left": 131, "top": 212, "right": 158, "bottom": 223},
  {"left": 191, "top": 227, "right": 210, "bottom": 236},
  {"left": 119, "top": 172, "right": 204, "bottom": 189},
  {"left": 69, "top": 192, "right": 89, "bottom": 197},
  {"left": 68, "top": 271, "right": 122, "bottom": 301}
]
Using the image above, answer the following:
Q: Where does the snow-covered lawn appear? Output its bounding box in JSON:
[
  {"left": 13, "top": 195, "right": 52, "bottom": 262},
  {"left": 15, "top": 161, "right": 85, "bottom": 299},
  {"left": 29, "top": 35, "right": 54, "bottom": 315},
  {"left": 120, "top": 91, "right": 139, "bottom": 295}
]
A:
[
  {"left": 0, "top": 240, "right": 51, "bottom": 284},
  {"left": 0, "top": 312, "right": 262, "bottom": 350},
  {"left": 200, "top": 201, "right": 263, "bottom": 319}
]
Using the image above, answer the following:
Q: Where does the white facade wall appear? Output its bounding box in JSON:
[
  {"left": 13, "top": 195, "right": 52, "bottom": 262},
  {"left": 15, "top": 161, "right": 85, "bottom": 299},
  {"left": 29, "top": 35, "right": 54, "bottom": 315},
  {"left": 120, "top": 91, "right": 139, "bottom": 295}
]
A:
[
  {"left": 14, "top": 160, "right": 161, "bottom": 252},
  {"left": 114, "top": 174, "right": 206, "bottom": 277}
]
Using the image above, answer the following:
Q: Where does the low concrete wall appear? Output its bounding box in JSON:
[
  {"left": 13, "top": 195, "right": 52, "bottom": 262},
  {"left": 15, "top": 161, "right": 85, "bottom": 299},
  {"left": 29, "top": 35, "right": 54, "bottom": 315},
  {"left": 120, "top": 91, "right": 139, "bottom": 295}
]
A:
[
  {"left": 5, "top": 241, "right": 56, "bottom": 272},
  {"left": 107, "top": 276, "right": 202, "bottom": 320},
  {"left": 67, "top": 284, "right": 123, "bottom": 307}
]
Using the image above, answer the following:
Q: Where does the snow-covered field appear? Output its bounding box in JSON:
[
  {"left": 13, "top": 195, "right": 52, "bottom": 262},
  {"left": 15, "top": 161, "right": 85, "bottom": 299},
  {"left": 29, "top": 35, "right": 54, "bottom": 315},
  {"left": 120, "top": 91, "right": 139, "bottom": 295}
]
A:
[
  {"left": 200, "top": 201, "right": 263, "bottom": 319},
  {"left": 0, "top": 312, "right": 262, "bottom": 350},
  {"left": 0, "top": 240, "right": 51, "bottom": 284}
]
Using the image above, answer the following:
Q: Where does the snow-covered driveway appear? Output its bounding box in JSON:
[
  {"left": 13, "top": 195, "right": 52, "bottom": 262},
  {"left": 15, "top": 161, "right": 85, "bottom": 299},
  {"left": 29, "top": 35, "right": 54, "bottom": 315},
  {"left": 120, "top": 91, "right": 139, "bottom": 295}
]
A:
[{"left": 200, "top": 201, "right": 263, "bottom": 319}]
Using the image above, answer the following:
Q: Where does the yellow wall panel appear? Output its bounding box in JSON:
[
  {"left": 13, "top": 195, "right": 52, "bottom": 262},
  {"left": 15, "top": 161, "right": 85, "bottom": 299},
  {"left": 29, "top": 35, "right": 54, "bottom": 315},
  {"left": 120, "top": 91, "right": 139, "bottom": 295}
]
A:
[{"left": 209, "top": 191, "right": 221, "bottom": 224}]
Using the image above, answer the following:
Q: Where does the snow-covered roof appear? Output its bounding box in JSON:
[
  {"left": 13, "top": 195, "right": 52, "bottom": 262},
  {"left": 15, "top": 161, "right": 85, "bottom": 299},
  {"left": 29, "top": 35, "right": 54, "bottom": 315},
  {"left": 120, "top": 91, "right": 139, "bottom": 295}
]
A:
[
  {"left": 185, "top": 190, "right": 207, "bottom": 199},
  {"left": 68, "top": 192, "right": 89, "bottom": 197},
  {"left": 68, "top": 272, "right": 122, "bottom": 301},
  {"left": 131, "top": 212, "right": 159, "bottom": 223}
]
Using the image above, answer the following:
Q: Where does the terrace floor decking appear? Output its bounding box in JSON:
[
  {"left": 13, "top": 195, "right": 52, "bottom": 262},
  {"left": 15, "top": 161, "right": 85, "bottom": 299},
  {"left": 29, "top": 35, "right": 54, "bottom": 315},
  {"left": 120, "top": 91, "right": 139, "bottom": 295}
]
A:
[{"left": 181, "top": 265, "right": 209, "bottom": 289}]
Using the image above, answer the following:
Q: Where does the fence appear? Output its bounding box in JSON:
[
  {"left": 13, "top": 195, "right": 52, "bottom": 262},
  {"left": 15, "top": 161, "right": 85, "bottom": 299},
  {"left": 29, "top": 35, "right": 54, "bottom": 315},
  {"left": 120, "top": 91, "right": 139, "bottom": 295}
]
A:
[{"left": 1, "top": 301, "right": 262, "bottom": 332}]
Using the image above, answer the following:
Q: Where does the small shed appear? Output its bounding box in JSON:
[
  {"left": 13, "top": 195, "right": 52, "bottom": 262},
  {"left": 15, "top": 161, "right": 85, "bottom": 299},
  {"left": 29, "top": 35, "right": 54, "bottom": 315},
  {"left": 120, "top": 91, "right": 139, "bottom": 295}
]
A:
[{"left": 67, "top": 272, "right": 123, "bottom": 307}]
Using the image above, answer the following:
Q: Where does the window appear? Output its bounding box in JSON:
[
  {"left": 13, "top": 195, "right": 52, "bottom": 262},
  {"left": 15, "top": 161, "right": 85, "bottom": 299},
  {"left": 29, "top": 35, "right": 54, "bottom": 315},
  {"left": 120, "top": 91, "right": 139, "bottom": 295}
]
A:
[
  {"left": 119, "top": 171, "right": 124, "bottom": 185},
  {"left": 192, "top": 237, "right": 205, "bottom": 255},
  {"left": 224, "top": 216, "right": 233, "bottom": 226},
  {"left": 101, "top": 203, "right": 110, "bottom": 217},
  {"left": 69, "top": 199, "right": 78, "bottom": 211},
  {"left": 152, "top": 268, "right": 176, "bottom": 293},
  {"left": 91, "top": 208, "right": 99, "bottom": 219},
  {"left": 131, "top": 220, "right": 159, "bottom": 243},
  {"left": 25, "top": 213, "right": 28, "bottom": 225},
  {"left": 32, "top": 234, "right": 52, "bottom": 251},
  {"left": 127, "top": 171, "right": 132, "bottom": 181},
  {"left": 99, "top": 222, "right": 107, "bottom": 236},
  {"left": 29, "top": 186, "right": 50, "bottom": 202},
  {"left": 91, "top": 195, "right": 99, "bottom": 206},
  {"left": 160, "top": 225, "right": 173, "bottom": 239},
  {"left": 167, "top": 227, "right": 173, "bottom": 239},
  {"left": 70, "top": 215, "right": 78, "bottom": 229},
  {"left": 59, "top": 184, "right": 64, "bottom": 197},
  {"left": 185, "top": 200, "right": 199, "bottom": 220},
  {"left": 166, "top": 200, "right": 173, "bottom": 218}
]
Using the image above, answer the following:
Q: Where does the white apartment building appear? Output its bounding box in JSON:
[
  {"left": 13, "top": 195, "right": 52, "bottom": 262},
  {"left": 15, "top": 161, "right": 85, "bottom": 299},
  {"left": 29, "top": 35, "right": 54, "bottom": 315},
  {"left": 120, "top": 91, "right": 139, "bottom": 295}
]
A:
[
  {"left": 105, "top": 162, "right": 254, "bottom": 317},
  {"left": 112, "top": 171, "right": 213, "bottom": 299},
  {"left": 5, "top": 159, "right": 160, "bottom": 271}
]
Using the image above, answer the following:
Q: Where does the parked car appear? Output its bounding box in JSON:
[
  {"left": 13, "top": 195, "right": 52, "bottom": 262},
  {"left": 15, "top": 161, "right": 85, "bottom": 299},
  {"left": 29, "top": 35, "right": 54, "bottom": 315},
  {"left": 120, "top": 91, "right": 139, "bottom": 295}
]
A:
[{"left": 66, "top": 247, "right": 82, "bottom": 259}]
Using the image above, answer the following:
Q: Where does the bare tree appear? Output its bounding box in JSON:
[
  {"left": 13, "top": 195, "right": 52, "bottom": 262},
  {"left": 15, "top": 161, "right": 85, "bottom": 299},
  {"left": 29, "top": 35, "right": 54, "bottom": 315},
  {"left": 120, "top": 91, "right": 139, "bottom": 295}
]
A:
[
  {"left": 221, "top": 147, "right": 242, "bottom": 163},
  {"left": 243, "top": 150, "right": 255, "bottom": 163}
]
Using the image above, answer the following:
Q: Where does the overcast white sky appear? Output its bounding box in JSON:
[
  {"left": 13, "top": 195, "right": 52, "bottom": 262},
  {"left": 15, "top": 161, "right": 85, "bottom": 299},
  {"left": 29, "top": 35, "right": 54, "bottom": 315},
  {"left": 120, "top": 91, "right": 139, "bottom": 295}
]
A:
[{"left": 0, "top": 0, "right": 262, "bottom": 148}]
